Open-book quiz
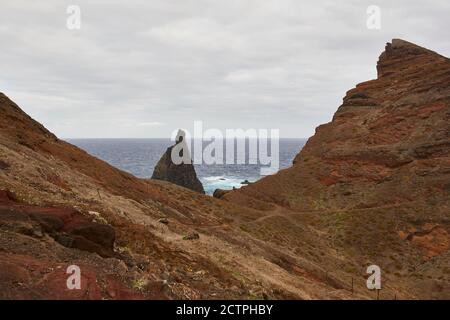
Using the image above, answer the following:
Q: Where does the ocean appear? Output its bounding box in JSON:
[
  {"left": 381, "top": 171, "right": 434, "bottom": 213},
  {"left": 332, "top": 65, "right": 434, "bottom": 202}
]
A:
[{"left": 68, "top": 138, "right": 306, "bottom": 194}]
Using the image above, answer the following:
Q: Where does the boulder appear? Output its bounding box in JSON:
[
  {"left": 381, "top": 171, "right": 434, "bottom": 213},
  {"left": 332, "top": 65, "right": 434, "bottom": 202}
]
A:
[
  {"left": 0, "top": 160, "right": 9, "bottom": 170},
  {"left": 213, "top": 189, "right": 231, "bottom": 199},
  {"left": 158, "top": 217, "right": 169, "bottom": 224},
  {"left": 183, "top": 232, "right": 200, "bottom": 240},
  {"left": 0, "top": 190, "right": 116, "bottom": 258}
]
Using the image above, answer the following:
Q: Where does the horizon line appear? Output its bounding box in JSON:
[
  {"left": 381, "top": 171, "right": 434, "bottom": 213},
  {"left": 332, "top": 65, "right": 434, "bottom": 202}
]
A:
[{"left": 63, "top": 137, "right": 309, "bottom": 140}]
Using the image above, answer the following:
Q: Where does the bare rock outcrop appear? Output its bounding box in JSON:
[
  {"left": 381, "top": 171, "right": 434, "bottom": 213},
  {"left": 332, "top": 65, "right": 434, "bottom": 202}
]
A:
[
  {"left": 222, "top": 40, "right": 450, "bottom": 296},
  {"left": 151, "top": 130, "right": 205, "bottom": 194},
  {"left": 0, "top": 190, "right": 116, "bottom": 258},
  {"left": 213, "top": 188, "right": 231, "bottom": 199},
  {"left": 227, "top": 39, "right": 450, "bottom": 213}
]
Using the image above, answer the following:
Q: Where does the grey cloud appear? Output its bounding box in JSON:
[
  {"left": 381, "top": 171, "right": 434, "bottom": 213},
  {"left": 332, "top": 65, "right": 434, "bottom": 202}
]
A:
[{"left": 0, "top": 0, "right": 449, "bottom": 138}]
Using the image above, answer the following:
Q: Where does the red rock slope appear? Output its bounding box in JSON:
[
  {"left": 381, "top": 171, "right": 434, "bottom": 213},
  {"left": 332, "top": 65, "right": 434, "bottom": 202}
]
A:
[
  {"left": 0, "top": 89, "right": 358, "bottom": 299},
  {"left": 227, "top": 39, "right": 449, "bottom": 212},
  {"left": 224, "top": 39, "right": 450, "bottom": 298}
]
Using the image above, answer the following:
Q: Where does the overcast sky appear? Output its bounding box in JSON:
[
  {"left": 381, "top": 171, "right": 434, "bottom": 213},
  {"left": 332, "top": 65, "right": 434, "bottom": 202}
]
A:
[{"left": 1, "top": 0, "right": 449, "bottom": 138}]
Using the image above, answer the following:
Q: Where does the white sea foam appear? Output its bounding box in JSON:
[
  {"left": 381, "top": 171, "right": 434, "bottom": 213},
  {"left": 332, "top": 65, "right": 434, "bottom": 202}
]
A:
[{"left": 201, "top": 176, "right": 244, "bottom": 194}]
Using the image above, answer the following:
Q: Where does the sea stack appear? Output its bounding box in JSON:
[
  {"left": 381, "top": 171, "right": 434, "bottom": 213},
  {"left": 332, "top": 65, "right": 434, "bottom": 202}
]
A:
[{"left": 151, "top": 130, "right": 205, "bottom": 193}]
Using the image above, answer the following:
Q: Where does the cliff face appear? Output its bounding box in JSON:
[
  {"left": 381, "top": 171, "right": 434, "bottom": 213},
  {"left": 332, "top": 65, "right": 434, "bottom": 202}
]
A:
[
  {"left": 227, "top": 39, "right": 450, "bottom": 212},
  {"left": 223, "top": 39, "right": 450, "bottom": 298},
  {"left": 151, "top": 132, "right": 205, "bottom": 194}
]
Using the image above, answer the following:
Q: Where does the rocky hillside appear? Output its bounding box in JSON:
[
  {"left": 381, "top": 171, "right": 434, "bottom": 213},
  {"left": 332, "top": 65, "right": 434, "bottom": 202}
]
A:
[
  {"left": 224, "top": 39, "right": 450, "bottom": 298},
  {"left": 0, "top": 91, "right": 359, "bottom": 300},
  {"left": 0, "top": 39, "right": 448, "bottom": 299}
]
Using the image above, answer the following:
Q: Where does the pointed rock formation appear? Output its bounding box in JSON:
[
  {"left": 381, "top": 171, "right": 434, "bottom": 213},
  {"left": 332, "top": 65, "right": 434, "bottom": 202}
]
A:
[{"left": 151, "top": 130, "right": 205, "bottom": 193}]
